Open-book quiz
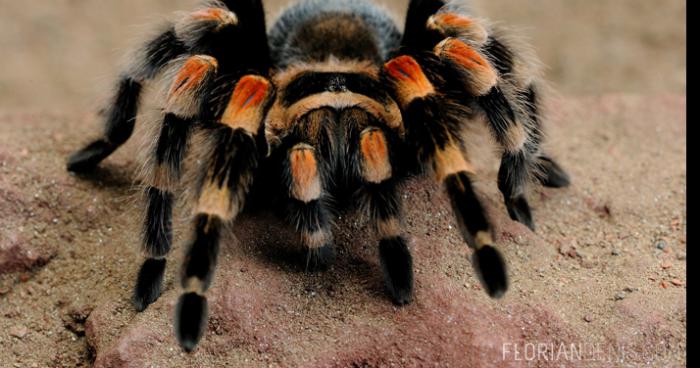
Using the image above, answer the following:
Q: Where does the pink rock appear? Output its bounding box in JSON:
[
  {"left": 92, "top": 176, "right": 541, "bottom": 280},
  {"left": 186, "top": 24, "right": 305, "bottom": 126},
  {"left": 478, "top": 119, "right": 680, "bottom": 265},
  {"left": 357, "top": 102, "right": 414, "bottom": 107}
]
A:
[
  {"left": 0, "top": 231, "right": 56, "bottom": 274},
  {"left": 9, "top": 324, "right": 29, "bottom": 339}
]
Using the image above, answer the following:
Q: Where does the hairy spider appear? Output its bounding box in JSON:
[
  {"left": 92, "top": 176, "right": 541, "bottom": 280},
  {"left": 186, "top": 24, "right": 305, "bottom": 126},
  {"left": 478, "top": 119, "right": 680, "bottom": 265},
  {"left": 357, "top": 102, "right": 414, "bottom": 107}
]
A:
[{"left": 67, "top": 0, "right": 570, "bottom": 352}]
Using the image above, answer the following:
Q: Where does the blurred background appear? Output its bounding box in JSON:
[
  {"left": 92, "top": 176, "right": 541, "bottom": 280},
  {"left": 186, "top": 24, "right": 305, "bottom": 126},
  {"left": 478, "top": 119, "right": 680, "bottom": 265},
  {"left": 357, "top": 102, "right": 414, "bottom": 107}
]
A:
[{"left": 0, "top": 0, "right": 685, "bottom": 111}]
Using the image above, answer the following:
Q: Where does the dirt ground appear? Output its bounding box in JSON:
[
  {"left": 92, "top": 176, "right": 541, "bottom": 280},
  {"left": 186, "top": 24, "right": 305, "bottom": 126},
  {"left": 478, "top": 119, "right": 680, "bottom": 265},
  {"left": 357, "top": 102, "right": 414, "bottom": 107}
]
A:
[{"left": 0, "top": 0, "right": 686, "bottom": 367}]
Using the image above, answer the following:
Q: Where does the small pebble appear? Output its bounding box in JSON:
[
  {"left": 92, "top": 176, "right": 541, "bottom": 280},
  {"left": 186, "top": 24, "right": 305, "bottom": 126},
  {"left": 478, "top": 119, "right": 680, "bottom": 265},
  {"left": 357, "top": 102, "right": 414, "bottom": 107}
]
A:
[
  {"left": 623, "top": 287, "right": 637, "bottom": 293},
  {"left": 660, "top": 281, "right": 669, "bottom": 289},
  {"left": 614, "top": 292, "right": 626, "bottom": 301},
  {"left": 661, "top": 262, "right": 672, "bottom": 270},
  {"left": 611, "top": 248, "right": 621, "bottom": 256},
  {"left": 583, "top": 315, "right": 593, "bottom": 322},
  {"left": 9, "top": 325, "right": 28, "bottom": 339},
  {"left": 677, "top": 252, "right": 686, "bottom": 261},
  {"left": 671, "top": 279, "right": 684, "bottom": 286},
  {"left": 656, "top": 241, "right": 667, "bottom": 250}
]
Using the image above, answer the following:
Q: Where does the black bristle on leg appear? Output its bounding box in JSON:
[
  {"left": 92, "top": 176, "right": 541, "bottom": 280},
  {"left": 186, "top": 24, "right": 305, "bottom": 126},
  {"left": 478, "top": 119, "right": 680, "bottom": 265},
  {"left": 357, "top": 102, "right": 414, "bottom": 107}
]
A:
[
  {"left": 378, "top": 236, "right": 414, "bottom": 305},
  {"left": 285, "top": 199, "right": 330, "bottom": 233},
  {"left": 285, "top": 198, "right": 336, "bottom": 272},
  {"left": 516, "top": 84, "right": 570, "bottom": 189},
  {"left": 141, "top": 29, "right": 187, "bottom": 79},
  {"left": 536, "top": 155, "right": 571, "bottom": 188},
  {"left": 305, "top": 243, "right": 336, "bottom": 272},
  {"left": 361, "top": 180, "right": 401, "bottom": 222},
  {"left": 66, "top": 139, "right": 116, "bottom": 172},
  {"left": 442, "top": 172, "right": 509, "bottom": 298},
  {"left": 175, "top": 214, "right": 221, "bottom": 352},
  {"left": 155, "top": 113, "right": 193, "bottom": 176},
  {"left": 132, "top": 258, "right": 166, "bottom": 311},
  {"left": 182, "top": 215, "right": 222, "bottom": 289},
  {"left": 472, "top": 245, "right": 508, "bottom": 298},
  {"left": 104, "top": 77, "right": 142, "bottom": 146},
  {"left": 175, "top": 292, "right": 208, "bottom": 353},
  {"left": 477, "top": 87, "right": 518, "bottom": 145},
  {"left": 143, "top": 187, "right": 173, "bottom": 258},
  {"left": 66, "top": 77, "right": 142, "bottom": 172},
  {"left": 505, "top": 195, "right": 533, "bottom": 231},
  {"left": 67, "top": 27, "right": 188, "bottom": 173},
  {"left": 443, "top": 172, "right": 490, "bottom": 247},
  {"left": 482, "top": 37, "right": 514, "bottom": 76},
  {"left": 498, "top": 151, "right": 535, "bottom": 230}
]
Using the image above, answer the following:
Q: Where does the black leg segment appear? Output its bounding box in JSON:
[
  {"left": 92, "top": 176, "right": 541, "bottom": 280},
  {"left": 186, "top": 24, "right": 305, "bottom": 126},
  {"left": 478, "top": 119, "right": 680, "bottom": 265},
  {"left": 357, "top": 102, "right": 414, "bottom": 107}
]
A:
[{"left": 67, "top": 77, "right": 142, "bottom": 172}]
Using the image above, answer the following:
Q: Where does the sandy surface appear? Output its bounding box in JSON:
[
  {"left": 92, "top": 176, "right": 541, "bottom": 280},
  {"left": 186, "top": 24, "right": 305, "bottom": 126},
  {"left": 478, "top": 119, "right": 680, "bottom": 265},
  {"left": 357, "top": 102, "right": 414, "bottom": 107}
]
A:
[
  {"left": 0, "top": 94, "right": 687, "bottom": 367},
  {"left": 0, "top": 0, "right": 687, "bottom": 367}
]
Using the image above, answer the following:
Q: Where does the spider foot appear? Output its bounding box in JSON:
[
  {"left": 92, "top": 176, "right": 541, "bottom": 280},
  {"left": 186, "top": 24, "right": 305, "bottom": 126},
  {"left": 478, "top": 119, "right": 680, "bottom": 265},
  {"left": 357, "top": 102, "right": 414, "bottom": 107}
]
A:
[
  {"left": 132, "top": 258, "right": 166, "bottom": 312},
  {"left": 537, "top": 156, "right": 571, "bottom": 188},
  {"left": 472, "top": 245, "right": 508, "bottom": 298},
  {"left": 175, "top": 292, "right": 208, "bottom": 353},
  {"left": 66, "top": 139, "right": 115, "bottom": 172},
  {"left": 305, "top": 243, "right": 335, "bottom": 272},
  {"left": 505, "top": 195, "right": 535, "bottom": 231},
  {"left": 379, "top": 236, "right": 414, "bottom": 305}
]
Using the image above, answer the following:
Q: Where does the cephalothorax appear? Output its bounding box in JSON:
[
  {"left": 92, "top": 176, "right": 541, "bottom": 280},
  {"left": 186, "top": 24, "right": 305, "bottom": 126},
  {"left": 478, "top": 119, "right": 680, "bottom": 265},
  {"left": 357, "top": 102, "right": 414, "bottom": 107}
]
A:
[{"left": 67, "top": 0, "right": 570, "bottom": 352}]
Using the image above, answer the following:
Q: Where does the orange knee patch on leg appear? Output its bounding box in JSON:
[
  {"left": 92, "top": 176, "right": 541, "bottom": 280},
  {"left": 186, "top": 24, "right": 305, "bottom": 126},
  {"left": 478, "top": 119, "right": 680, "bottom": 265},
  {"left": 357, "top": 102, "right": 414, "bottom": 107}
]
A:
[
  {"left": 359, "top": 128, "right": 392, "bottom": 183},
  {"left": 170, "top": 55, "right": 218, "bottom": 96},
  {"left": 429, "top": 13, "right": 475, "bottom": 29},
  {"left": 289, "top": 145, "right": 322, "bottom": 203},
  {"left": 435, "top": 38, "right": 497, "bottom": 95},
  {"left": 166, "top": 55, "right": 218, "bottom": 116},
  {"left": 384, "top": 55, "right": 435, "bottom": 107},
  {"left": 427, "top": 13, "right": 488, "bottom": 44},
  {"left": 190, "top": 8, "right": 238, "bottom": 25},
  {"left": 221, "top": 75, "right": 272, "bottom": 133}
]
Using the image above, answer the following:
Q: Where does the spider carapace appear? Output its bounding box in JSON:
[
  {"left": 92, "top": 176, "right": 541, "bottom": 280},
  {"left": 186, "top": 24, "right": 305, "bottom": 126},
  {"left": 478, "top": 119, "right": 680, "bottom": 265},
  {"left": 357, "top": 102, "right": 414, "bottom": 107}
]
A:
[{"left": 67, "top": 0, "right": 570, "bottom": 352}]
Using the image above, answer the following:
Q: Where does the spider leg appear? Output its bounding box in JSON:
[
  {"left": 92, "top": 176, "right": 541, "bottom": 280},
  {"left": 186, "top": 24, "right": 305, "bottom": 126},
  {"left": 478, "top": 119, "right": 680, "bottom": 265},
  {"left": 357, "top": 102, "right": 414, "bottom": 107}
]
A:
[
  {"left": 133, "top": 55, "right": 218, "bottom": 311},
  {"left": 433, "top": 37, "right": 536, "bottom": 230},
  {"left": 66, "top": 29, "right": 188, "bottom": 172},
  {"left": 480, "top": 85, "right": 569, "bottom": 229},
  {"left": 344, "top": 108, "right": 413, "bottom": 305},
  {"left": 67, "top": 3, "right": 247, "bottom": 172},
  {"left": 515, "top": 85, "right": 571, "bottom": 188},
  {"left": 383, "top": 54, "right": 507, "bottom": 297},
  {"left": 281, "top": 108, "right": 337, "bottom": 271},
  {"left": 175, "top": 75, "right": 273, "bottom": 352},
  {"left": 471, "top": 85, "right": 533, "bottom": 229},
  {"left": 400, "top": 0, "right": 570, "bottom": 230}
]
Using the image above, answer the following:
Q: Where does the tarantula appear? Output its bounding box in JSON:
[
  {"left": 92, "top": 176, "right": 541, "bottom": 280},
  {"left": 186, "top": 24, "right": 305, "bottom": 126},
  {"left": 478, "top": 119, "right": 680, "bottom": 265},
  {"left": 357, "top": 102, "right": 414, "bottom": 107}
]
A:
[{"left": 67, "top": 0, "right": 570, "bottom": 352}]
